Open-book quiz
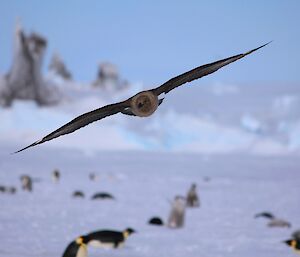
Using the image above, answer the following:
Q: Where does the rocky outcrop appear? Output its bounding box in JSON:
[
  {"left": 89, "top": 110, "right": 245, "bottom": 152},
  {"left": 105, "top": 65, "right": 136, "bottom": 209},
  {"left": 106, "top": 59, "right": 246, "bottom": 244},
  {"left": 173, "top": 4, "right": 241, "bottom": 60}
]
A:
[
  {"left": 93, "top": 62, "right": 129, "bottom": 91},
  {"left": 48, "top": 53, "right": 72, "bottom": 80},
  {"left": 0, "top": 23, "right": 61, "bottom": 107}
]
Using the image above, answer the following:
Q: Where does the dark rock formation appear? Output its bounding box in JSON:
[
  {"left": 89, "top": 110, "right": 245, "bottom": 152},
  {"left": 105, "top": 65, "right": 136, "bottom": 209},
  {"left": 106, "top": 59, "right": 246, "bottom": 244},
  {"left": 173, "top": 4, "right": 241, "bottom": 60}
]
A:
[
  {"left": 93, "top": 62, "right": 129, "bottom": 91},
  {"left": 48, "top": 53, "right": 72, "bottom": 80},
  {"left": 0, "top": 23, "right": 61, "bottom": 107}
]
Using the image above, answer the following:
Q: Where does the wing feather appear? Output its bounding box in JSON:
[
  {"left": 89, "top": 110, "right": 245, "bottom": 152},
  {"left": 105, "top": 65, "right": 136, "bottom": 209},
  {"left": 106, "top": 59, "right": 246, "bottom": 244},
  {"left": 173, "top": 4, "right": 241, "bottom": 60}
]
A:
[
  {"left": 15, "top": 101, "right": 129, "bottom": 153},
  {"left": 152, "top": 42, "right": 271, "bottom": 95}
]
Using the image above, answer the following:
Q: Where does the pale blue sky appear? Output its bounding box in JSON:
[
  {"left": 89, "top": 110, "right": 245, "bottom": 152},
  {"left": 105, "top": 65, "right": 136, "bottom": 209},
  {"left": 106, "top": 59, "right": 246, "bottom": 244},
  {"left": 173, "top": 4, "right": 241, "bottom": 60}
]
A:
[{"left": 0, "top": 0, "right": 299, "bottom": 86}]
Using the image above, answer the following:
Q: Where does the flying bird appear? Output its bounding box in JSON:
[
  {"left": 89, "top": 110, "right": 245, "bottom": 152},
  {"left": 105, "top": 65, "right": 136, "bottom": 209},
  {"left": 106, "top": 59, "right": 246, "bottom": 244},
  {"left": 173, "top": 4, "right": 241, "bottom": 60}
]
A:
[{"left": 15, "top": 42, "right": 270, "bottom": 153}]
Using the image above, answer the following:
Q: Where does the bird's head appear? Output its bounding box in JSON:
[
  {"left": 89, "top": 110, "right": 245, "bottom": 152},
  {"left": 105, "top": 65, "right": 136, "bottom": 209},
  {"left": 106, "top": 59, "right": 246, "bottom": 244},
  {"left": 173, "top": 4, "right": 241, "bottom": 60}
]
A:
[{"left": 130, "top": 91, "right": 158, "bottom": 117}]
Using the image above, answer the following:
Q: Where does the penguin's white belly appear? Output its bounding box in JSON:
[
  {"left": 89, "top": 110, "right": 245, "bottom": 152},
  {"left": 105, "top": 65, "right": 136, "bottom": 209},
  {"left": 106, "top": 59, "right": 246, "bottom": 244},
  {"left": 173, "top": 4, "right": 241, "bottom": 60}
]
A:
[
  {"left": 76, "top": 245, "right": 87, "bottom": 257},
  {"left": 88, "top": 240, "right": 124, "bottom": 249}
]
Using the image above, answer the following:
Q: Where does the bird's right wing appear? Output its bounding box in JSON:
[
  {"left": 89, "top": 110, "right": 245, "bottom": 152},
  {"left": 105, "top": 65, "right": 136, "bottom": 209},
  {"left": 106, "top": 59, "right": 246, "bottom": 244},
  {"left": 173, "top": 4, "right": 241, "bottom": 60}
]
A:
[
  {"left": 152, "top": 42, "right": 271, "bottom": 96},
  {"left": 15, "top": 101, "right": 130, "bottom": 153}
]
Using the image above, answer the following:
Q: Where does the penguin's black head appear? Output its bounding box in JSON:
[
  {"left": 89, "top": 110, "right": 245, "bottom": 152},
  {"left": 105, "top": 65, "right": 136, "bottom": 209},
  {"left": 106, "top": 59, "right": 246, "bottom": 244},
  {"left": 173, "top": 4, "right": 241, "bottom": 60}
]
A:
[
  {"left": 284, "top": 239, "right": 293, "bottom": 246},
  {"left": 125, "top": 228, "right": 136, "bottom": 235},
  {"left": 283, "top": 239, "right": 300, "bottom": 250}
]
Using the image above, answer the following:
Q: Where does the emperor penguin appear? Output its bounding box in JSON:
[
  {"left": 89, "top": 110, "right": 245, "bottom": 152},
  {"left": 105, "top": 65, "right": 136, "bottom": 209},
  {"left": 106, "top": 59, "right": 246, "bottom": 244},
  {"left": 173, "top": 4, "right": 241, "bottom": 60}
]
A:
[
  {"left": 52, "top": 169, "right": 60, "bottom": 183},
  {"left": 186, "top": 183, "right": 200, "bottom": 207},
  {"left": 168, "top": 196, "right": 186, "bottom": 228},
  {"left": 62, "top": 236, "right": 89, "bottom": 257},
  {"left": 86, "top": 228, "right": 136, "bottom": 249},
  {"left": 148, "top": 217, "right": 164, "bottom": 226},
  {"left": 283, "top": 239, "right": 300, "bottom": 254},
  {"left": 254, "top": 212, "right": 275, "bottom": 219},
  {"left": 255, "top": 211, "right": 291, "bottom": 228},
  {"left": 91, "top": 192, "right": 114, "bottom": 200}
]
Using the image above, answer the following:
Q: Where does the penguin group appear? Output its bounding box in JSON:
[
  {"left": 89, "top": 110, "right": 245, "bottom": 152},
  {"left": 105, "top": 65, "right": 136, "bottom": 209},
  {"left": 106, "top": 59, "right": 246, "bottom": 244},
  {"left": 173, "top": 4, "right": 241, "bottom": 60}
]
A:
[
  {"left": 4, "top": 164, "right": 297, "bottom": 257},
  {"left": 60, "top": 180, "right": 201, "bottom": 257}
]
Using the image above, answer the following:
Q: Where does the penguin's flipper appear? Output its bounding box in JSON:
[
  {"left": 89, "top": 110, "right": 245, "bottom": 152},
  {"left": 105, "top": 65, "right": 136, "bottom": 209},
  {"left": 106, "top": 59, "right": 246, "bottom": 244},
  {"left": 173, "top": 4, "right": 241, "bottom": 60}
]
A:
[
  {"left": 62, "top": 241, "right": 87, "bottom": 257},
  {"left": 62, "top": 241, "right": 80, "bottom": 257}
]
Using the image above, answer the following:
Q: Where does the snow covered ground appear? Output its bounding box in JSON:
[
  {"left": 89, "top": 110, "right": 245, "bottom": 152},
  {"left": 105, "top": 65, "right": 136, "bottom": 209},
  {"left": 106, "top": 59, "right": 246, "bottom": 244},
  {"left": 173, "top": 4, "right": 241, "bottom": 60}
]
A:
[
  {"left": 0, "top": 146, "right": 299, "bottom": 257},
  {"left": 0, "top": 80, "right": 299, "bottom": 256}
]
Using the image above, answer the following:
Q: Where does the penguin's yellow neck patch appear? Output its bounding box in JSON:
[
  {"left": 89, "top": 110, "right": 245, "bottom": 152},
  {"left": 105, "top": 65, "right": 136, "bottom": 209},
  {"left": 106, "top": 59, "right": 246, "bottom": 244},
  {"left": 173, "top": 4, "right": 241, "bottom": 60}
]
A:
[
  {"left": 123, "top": 231, "right": 129, "bottom": 239},
  {"left": 76, "top": 237, "right": 84, "bottom": 245},
  {"left": 290, "top": 240, "right": 300, "bottom": 254}
]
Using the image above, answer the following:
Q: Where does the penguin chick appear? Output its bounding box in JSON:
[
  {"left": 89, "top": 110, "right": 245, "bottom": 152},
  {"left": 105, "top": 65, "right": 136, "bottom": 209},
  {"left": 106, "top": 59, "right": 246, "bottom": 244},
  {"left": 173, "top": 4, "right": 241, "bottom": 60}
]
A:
[
  {"left": 186, "top": 183, "right": 200, "bottom": 207},
  {"left": 168, "top": 196, "right": 186, "bottom": 228},
  {"left": 20, "top": 175, "right": 33, "bottom": 192},
  {"left": 86, "top": 228, "right": 136, "bottom": 249},
  {"left": 62, "top": 236, "right": 89, "bottom": 257},
  {"left": 283, "top": 239, "right": 300, "bottom": 254}
]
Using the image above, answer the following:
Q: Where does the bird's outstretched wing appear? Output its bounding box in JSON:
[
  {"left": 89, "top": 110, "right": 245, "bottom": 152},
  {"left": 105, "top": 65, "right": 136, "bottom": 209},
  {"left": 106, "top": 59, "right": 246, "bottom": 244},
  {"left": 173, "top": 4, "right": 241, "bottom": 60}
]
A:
[
  {"left": 152, "top": 42, "right": 271, "bottom": 96},
  {"left": 15, "top": 101, "right": 130, "bottom": 153}
]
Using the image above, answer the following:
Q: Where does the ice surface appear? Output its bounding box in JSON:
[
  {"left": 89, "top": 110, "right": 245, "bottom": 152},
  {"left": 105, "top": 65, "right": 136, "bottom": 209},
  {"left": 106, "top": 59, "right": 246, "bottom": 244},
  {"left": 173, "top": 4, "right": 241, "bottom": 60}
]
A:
[
  {"left": 0, "top": 147, "right": 299, "bottom": 257},
  {"left": 0, "top": 80, "right": 300, "bottom": 256}
]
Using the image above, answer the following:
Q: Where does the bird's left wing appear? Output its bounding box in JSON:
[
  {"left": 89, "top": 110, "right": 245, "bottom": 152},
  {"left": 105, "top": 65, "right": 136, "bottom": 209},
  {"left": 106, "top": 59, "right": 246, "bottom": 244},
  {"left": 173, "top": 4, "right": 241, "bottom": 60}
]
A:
[
  {"left": 15, "top": 100, "right": 130, "bottom": 153},
  {"left": 151, "top": 42, "right": 271, "bottom": 96}
]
